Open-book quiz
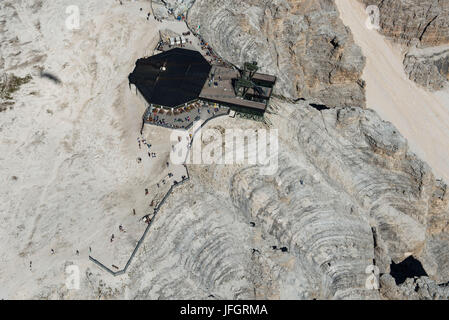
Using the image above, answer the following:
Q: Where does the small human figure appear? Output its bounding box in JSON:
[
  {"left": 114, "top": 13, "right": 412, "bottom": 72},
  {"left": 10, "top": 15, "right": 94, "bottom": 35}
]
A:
[
  {"left": 76, "top": 250, "right": 79, "bottom": 256},
  {"left": 51, "top": 249, "right": 55, "bottom": 255},
  {"left": 110, "top": 234, "right": 114, "bottom": 242}
]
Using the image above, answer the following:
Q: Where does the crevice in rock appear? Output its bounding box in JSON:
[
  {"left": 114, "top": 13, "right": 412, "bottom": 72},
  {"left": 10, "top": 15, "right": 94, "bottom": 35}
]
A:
[
  {"left": 389, "top": 256, "right": 428, "bottom": 285},
  {"left": 419, "top": 15, "right": 439, "bottom": 42},
  {"left": 371, "top": 226, "right": 378, "bottom": 248},
  {"left": 438, "top": 280, "right": 449, "bottom": 287},
  {"left": 330, "top": 37, "right": 339, "bottom": 50},
  {"left": 309, "top": 103, "right": 330, "bottom": 111}
]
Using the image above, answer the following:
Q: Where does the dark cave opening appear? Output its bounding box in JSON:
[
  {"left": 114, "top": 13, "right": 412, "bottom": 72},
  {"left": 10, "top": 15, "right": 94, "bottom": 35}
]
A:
[
  {"left": 310, "top": 103, "right": 330, "bottom": 111},
  {"left": 389, "top": 256, "right": 428, "bottom": 285}
]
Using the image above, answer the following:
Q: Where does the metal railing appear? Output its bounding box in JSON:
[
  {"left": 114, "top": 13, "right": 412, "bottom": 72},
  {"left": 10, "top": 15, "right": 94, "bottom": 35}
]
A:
[{"left": 90, "top": 111, "right": 229, "bottom": 275}]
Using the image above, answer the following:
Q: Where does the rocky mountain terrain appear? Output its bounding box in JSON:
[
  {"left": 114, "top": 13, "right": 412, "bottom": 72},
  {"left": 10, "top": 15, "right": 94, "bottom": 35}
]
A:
[
  {"left": 187, "top": 0, "right": 366, "bottom": 108},
  {"left": 404, "top": 45, "right": 449, "bottom": 91},
  {"left": 0, "top": 0, "right": 448, "bottom": 300},
  {"left": 124, "top": 0, "right": 449, "bottom": 300},
  {"left": 32, "top": 99, "right": 449, "bottom": 300},
  {"left": 359, "top": 0, "right": 449, "bottom": 47},
  {"left": 359, "top": 0, "right": 449, "bottom": 90},
  {"left": 119, "top": 101, "right": 448, "bottom": 300}
]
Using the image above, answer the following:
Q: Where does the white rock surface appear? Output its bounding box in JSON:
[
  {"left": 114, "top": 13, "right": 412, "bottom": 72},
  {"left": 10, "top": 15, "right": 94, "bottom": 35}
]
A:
[{"left": 0, "top": 0, "right": 448, "bottom": 300}]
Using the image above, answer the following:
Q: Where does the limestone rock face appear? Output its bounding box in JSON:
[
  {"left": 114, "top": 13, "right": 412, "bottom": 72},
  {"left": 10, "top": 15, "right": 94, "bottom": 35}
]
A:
[
  {"left": 359, "top": 0, "right": 449, "bottom": 90},
  {"left": 403, "top": 46, "right": 449, "bottom": 91},
  {"left": 4, "top": 0, "right": 447, "bottom": 300},
  {"left": 187, "top": 0, "right": 366, "bottom": 108},
  {"left": 380, "top": 274, "right": 449, "bottom": 300},
  {"left": 125, "top": 1, "right": 449, "bottom": 298},
  {"left": 124, "top": 101, "right": 449, "bottom": 300},
  {"left": 359, "top": 0, "right": 449, "bottom": 47},
  {"left": 285, "top": 104, "right": 448, "bottom": 286}
]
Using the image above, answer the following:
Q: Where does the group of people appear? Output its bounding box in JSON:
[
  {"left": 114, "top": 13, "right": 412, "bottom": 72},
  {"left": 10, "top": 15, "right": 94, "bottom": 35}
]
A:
[
  {"left": 115, "top": 1, "right": 165, "bottom": 23},
  {"left": 198, "top": 38, "right": 224, "bottom": 65},
  {"left": 137, "top": 136, "right": 156, "bottom": 160},
  {"left": 146, "top": 103, "right": 224, "bottom": 129},
  {"left": 137, "top": 136, "right": 151, "bottom": 150},
  {"left": 173, "top": 115, "right": 192, "bottom": 123}
]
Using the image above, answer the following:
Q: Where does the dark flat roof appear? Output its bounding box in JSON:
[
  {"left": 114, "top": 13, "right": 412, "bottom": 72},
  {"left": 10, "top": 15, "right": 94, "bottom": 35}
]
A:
[{"left": 128, "top": 48, "right": 211, "bottom": 108}]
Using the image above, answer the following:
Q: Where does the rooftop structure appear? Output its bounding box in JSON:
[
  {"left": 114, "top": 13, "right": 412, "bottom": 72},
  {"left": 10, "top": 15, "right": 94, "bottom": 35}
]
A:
[
  {"left": 129, "top": 48, "right": 276, "bottom": 118},
  {"left": 199, "top": 64, "right": 276, "bottom": 115},
  {"left": 128, "top": 48, "right": 211, "bottom": 108}
]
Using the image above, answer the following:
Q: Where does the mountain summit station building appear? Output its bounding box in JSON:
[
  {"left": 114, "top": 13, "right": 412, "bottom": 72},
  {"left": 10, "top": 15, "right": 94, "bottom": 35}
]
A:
[{"left": 128, "top": 48, "right": 277, "bottom": 120}]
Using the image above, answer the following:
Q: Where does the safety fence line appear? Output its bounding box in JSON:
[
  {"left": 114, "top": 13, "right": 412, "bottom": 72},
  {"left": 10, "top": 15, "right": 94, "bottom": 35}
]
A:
[
  {"left": 143, "top": 108, "right": 230, "bottom": 131},
  {"left": 89, "top": 177, "right": 190, "bottom": 276}
]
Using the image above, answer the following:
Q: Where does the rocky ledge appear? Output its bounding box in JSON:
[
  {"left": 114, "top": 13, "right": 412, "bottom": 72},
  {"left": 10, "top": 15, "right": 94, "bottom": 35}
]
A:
[
  {"left": 359, "top": 0, "right": 449, "bottom": 90},
  {"left": 187, "top": 0, "right": 366, "bottom": 108}
]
